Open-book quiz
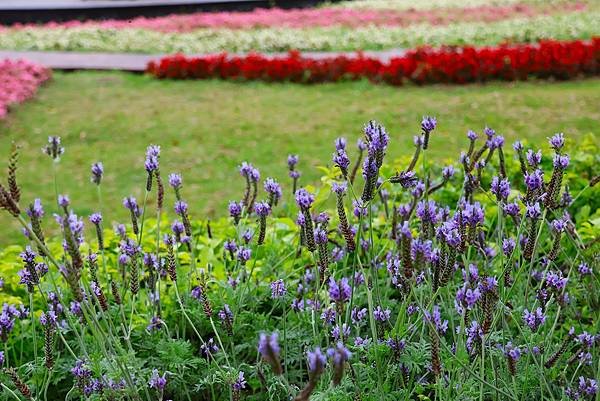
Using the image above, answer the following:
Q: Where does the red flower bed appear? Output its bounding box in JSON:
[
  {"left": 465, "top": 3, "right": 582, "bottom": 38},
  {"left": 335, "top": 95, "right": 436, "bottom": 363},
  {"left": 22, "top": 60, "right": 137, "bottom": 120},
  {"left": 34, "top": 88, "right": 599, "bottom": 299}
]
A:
[
  {"left": 147, "top": 38, "right": 600, "bottom": 86},
  {"left": 0, "top": 59, "right": 51, "bottom": 119}
]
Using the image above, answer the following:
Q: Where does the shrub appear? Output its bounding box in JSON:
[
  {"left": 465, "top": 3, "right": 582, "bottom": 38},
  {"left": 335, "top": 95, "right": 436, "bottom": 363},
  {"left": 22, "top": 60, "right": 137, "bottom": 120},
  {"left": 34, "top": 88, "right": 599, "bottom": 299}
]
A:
[{"left": 0, "top": 120, "right": 598, "bottom": 400}]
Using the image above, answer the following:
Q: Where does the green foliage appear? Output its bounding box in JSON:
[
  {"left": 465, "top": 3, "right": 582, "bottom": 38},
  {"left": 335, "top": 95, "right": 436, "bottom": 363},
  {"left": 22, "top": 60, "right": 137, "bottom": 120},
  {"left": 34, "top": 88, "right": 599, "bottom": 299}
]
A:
[{"left": 0, "top": 124, "right": 598, "bottom": 401}]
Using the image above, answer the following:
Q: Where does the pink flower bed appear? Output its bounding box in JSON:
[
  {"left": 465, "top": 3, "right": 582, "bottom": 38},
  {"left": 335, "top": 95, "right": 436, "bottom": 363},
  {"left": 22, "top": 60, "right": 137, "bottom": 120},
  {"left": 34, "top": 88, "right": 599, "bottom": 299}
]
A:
[
  {"left": 0, "top": 59, "right": 51, "bottom": 119},
  {"left": 3, "top": 2, "right": 585, "bottom": 32}
]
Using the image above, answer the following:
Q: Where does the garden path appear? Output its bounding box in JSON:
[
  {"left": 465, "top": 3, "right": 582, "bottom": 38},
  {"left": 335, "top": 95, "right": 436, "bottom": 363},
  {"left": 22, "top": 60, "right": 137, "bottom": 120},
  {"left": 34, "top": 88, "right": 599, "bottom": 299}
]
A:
[{"left": 0, "top": 49, "right": 406, "bottom": 71}]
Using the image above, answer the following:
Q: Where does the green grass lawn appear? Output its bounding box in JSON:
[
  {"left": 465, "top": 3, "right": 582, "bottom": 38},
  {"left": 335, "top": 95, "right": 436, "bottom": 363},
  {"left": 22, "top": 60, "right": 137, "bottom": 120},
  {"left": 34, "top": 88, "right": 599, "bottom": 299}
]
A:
[{"left": 1, "top": 71, "right": 599, "bottom": 244}]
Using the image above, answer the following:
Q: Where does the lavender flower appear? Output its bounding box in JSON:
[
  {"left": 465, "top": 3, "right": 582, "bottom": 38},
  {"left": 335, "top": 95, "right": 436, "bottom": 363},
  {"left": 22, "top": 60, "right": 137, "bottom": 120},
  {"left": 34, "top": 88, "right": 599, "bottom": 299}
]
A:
[
  {"left": 419, "top": 116, "right": 436, "bottom": 150},
  {"left": 314, "top": 227, "right": 328, "bottom": 245},
  {"left": 575, "top": 332, "right": 595, "bottom": 355},
  {"left": 237, "top": 247, "right": 251, "bottom": 264},
  {"left": 200, "top": 338, "right": 219, "bottom": 359},
  {"left": 287, "top": 155, "right": 299, "bottom": 170},
  {"left": 39, "top": 310, "right": 58, "bottom": 327},
  {"left": 42, "top": 136, "right": 64, "bottom": 160},
  {"left": 331, "top": 246, "right": 345, "bottom": 262},
  {"left": 321, "top": 307, "right": 337, "bottom": 325},
  {"left": 190, "top": 285, "right": 203, "bottom": 301},
  {"left": 122, "top": 197, "right": 140, "bottom": 233},
  {"left": 578, "top": 262, "right": 591, "bottom": 276},
  {"left": 173, "top": 200, "right": 187, "bottom": 216},
  {"left": 525, "top": 203, "right": 541, "bottom": 220},
  {"left": 27, "top": 198, "right": 44, "bottom": 219},
  {"left": 168, "top": 173, "right": 182, "bottom": 189},
  {"left": 407, "top": 304, "right": 419, "bottom": 315},
  {"left": 240, "top": 162, "right": 260, "bottom": 210},
  {"left": 456, "top": 286, "right": 481, "bottom": 312},
  {"left": 18, "top": 246, "right": 48, "bottom": 292},
  {"left": 114, "top": 223, "right": 126, "bottom": 239},
  {"left": 58, "top": 194, "right": 70, "bottom": 208},
  {"left": 148, "top": 369, "right": 167, "bottom": 391},
  {"left": 296, "top": 188, "right": 316, "bottom": 251},
  {"left": 513, "top": 141, "right": 523, "bottom": 151},
  {"left": 465, "top": 321, "right": 483, "bottom": 354},
  {"left": 390, "top": 170, "right": 418, "bottom": 188},
  {"left": 386, "top": 338, "right": 406, "bottom": 359},
  {"left": 224, "top": 239, "right": 237, "bottom": 255},
  {"left": 242, "top": 228, "right": 254, "bottom": 244},
  {"left": 548, "top": 133, "right": 565, "bottom": 151},
  {"left": 146, "top": 316, "right": 163, "bottom": 331},
  {"left": 90, "top": 162, "right": 103, "bottom": 185},
  {"left": 327, "top": 342, "right": 351, "bottom": 386},
  {"left": 503, "top": 202, "right": 520, "bottom": 217},
  {"left": 218, "top": 304, "right": 234, "bottom": 335},
  {"left": 228, "top": 201, "right": 242, "bottom": 224},
  {"left": 351, "top": 307, "right": 368, "bottom": 325},
  {"left": 353, "top": 200, "right": 367, "bottom": 218},
  {"left": 416, "top": 200, "right": 439, "bottom": 224},
  {"left": 503, "top": 342, "right": 521, "bottom": 362},
  {"left": 264, "top": 178, "right": 282, "bottom": 206},
  {"left": 232, "top": 371, "right": 246, "bottom": 392},
  {"left": 544, "top": 153, "right": 570, "bottom": 209},
  {"left": 553, "top": 154, "right": 570, "bottom": 169},
  {"left": 328, "top": 277, "right": 351, "bottom": 304},
  {"left": 87, "top": 212, "right": 102, "bottom": 225},
  {"left": 442, "top": 165, "right": 455, "bottom": 180},
  {"left": 524, "top": 169, "right": 544, "bottom": 192},
  {"left": 361, "top": 120, "right": 389, "bottom": 200},
  {"left": 295, "top": 188, "right": 315, "bottom": 209},
  {"left": 526, "top": 149, "right": 542, "bottom": 167},
  {"left": 258, "top": 332, "right": 282, "bottom": 375},
  {"left": 331, "top": 323, "right": 350, "bottom": 341},
  {"left": 421, "top": 116, "right": 437, "bottom": 133},
  {"left": 253, "top": 200, "right": 270, "bottom": 217},
  {"left": 143, "top": 145, "right": 160, "bottom": 191},
  {"left": 331, "top": 182, "right": 346, "bottom": 197},
  {"left": 333, "top": 149, "right": 350, "bottom": 177},
  {"left": 523, "top": 307, "right": 546, "bottom": 332},
  {"left": 364, "top": 120, "right": 389, "bottom": 159},
  {"left": 567, "top": 377, "right": 598, "bottom": 400},
  {"left": 413, "top": 135, "right": 424, "bottom": 147},
  {"left": 308, "top": 347, "right": 327, "bottom": 375},
  {"left": 489, "top": 135, "right": 505, "bottom": 149},
  {"left": 254, "top": 201, "right": 271, "bottom": 245},
  {"left": 69, "top": 300, "right": 82, "bottom": 317},
  {"left": 373, "top": 306, "right": 391, "bottom": 322},
  {"left": 424, "top": 305, "right": 448, "bottom": 334},
  {"left": 270, "top": 279, "right": 286, "bottom": 299},
  {"left": 490, "top": 176, "right": 510, "bottom": 201},
  {"left": 71, "top": 360, "right": 92, "bottom": 395},
  {"left": 502, "top": 238, "right": 516, "bottom": 255},
  {"left": 145, "top": 145, "right": 160, "bottom": 173}
]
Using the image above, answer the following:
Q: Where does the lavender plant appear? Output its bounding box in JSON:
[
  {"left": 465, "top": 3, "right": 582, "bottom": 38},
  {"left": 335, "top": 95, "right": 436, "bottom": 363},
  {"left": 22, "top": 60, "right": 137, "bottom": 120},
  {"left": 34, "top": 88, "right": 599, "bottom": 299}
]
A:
[{"left": 0, "top": 121, "right": 598, "bottom": 401}]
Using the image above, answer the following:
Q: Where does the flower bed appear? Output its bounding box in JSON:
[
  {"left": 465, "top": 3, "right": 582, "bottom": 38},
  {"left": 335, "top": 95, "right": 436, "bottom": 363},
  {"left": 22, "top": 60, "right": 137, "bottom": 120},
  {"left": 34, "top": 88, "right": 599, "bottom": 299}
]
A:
[
  {"left": 0, "top": 117, "right": 598, "bottom": 400},
  {"left": 147, "top": 38, "right": 600, "bottom": 85},
  {"left": 2, "top": 2, "right": 583, "bottom": 32},
  {"left": 0, "top": 59, "right": 51, "bottom": 119},
  {"left": 0, "top": 11, "right": 597, "bottom": 53},
  {"left": 334, "top": 0, "right": 536, "bottom": 10}
]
